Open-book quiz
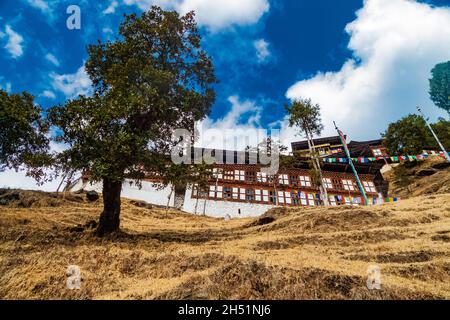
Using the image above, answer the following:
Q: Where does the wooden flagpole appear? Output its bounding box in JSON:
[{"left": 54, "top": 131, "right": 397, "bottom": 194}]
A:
[
  {"left": 417, "top": 106, "right": 450, "bottom": 163},
  {"left": 333, "top": 121, "right": 369, "bottom": 206}
]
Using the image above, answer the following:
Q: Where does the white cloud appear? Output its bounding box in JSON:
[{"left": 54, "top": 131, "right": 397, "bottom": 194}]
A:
[
  {"left": 50, "top": 65, "right": 92, "bottom": 98},
  {"left": 103, "top": 0, "right": 119, "bottom": 14},
  {"left": 284, "top": 0, "right": 450, "bottom": 145},
  {"left": 0, "top": 76, "right": 12, "bottom": 92},
  {"left": 254, "top": 38, "right": 270, "bottom": 63},
  {"left": 45, "top": 53, "right": 59, "bottom": 66},
  {"left": 196, "top": 95, "right": 267, "bottom": 151},
  {"left": 102, "top": 27, "right": 113, "bottom": 34},
  {"left": 3, "top": 25, "right": 24, "bottom": 58},
  {"left": 41, "top": 90, "right": 56, "bottom": 99},
  {"left": 26, "top": 0, "right": 50, "bottom": 13},
  {"left": 122, "top": 0, "right": 269, "bottom": 30},
  {"left": 0, "top": 81, "right": 12, "bottom": 92}
]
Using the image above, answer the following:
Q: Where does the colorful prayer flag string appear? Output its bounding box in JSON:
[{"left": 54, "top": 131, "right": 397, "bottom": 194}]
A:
[{"left": 322, "top": 152, "right": 449, "bottom": 164}]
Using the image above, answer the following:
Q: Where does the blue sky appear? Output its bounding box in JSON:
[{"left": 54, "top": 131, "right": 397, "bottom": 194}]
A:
[{"left": 1, "top": 0, "right": 450, "bottom": 150}]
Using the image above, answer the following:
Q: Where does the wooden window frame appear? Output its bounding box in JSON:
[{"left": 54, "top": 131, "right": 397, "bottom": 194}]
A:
[
  {"left": 234, "top": 170, "right": 245, "bottom": 181},
  {"left": 246, "top": 189, "right": 255, "bottom": 201},
  {"left": 209, "top": 185, "right": 223, "bottom": 199},
  {"left": 278, "top": 174, "right": 289, "bottom": 185},
  {"left": 245, "top": 171, "right": 257, "bottom": 183},
  {"left": 290, "top": 175, "right": 299, "bottom": 187},
  {"left": 299, "top": 175, "right": 311, "bottom": 187},
  {"left": 223, "top": 187, "right": 232, "bottom": 199},
  {"left": 257, "top": 172, "right": 268, "bottom": 183},
  {"left": 223, "top": 170, "right": 234, "bottom": 181},
  {"left": 342, "top": 179, "right": 355, "bottom": 191},
  {"left": 212, "top": 168, "right": 223, "bottom": 180},
  {"left": 323, "top": 178, "right": 333, "bottom": 189},
  {"left": 363, "top": 181, "right": 377, "bottom": 193}
]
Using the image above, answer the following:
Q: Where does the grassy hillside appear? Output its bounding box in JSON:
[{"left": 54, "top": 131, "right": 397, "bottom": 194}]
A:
[{"left": 1, "top": 188, "right": 450, "bottom": 300}]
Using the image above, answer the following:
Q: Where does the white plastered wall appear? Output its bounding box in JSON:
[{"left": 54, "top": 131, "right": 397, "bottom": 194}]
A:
[
  {"left": 70, "top": 179, "right": 175, "bottom": 207},
  {"left": 182, "top": 184, "right": 274, "bottom": 218}
]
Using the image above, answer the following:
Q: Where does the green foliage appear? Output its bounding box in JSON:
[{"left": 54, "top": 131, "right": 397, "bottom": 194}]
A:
[
  {"left": 48, "top": 7, "right": 216, "bottom": 184},
  {"left": 431, "top": 118, "right": 450, "bottom": 150},
  {"left": 157, "top": 162, "right": 212, "bottom": 192},
  {"left": 0, "top": 90, "right": 50, "bottom": 181},
  {"left": 285, "top": 98, "right": 324, "bottom": 137},
  {"left": 429, "top": 61, "right": 450, "bottom": 115},
  {"left": 308, "top": 165, "right": 322, "bottom": 188},
  {"left": 382, "top": 114, "right": 446, "bottom": 155}
]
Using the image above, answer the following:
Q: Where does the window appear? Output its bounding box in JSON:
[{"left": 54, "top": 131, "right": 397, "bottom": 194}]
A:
[
  {"left": 192, "top": 184, "right": 199, "bottom": 197},
  {"left": 212, "top": 168, "right": 223, "bottom": 180},
  {"left": 269, "top": 191, "right": 277, "bottom": 204},
  {"left": 209, "top": 185, "right": 223, "bottom": 199},
  {"left": 277, "top": 191, "right": 292, "bottom": 204},
  {"left": 323, "top": 178, "right": 333, "bottom": 189},
  {"left": 318, "top": 148, "right": 329, "bottom": 156},
  {"left": 234, "top": 170, "right": 245, "bottom": 181},
  {"left": 372, "top": 149, "right": 383, "bottom": 156},
  {"left": 299, "top": 176, "right": 311, "bottom": 187},
  {"left": 246, "top": 189, "right": 255, "bottom": 201},
  {"left": 262, "top": 190, "right": 269, "bottom": 202},
  {"left": 257, "top": 172, "right": 267, "bottom": 183},
  {"left": 300, "top": 192, "right": 315, "bottom": 206},
  {"left": 224, "top": 187, "right": 232, "bottom": 199},
  {"left": 333, "top": 178, "right": 343, "bottom": 190},
  {"left": 240, "top": 188, "right": 246, "bottom": 200},
  {"left": 232, "top": 187, "right": 239, "bottom": 199},
  {"left": 192, "top": 184, "right": 207, "bottom": 198},
  {"left": 328, "top": 195, "right": 337, "bottom": 206},
  {"left": 278, "top": 191, "right": 285, "bottom": 204},
  {"left": 255, "top": 189, "right": 262, "bottom": 202},
  {"left": 284, "top": 192, "right": 292, "bottom": 204},
  {"left": 224, "top": 170, "right": 234, "bottom": 181},
  {"left": 342, "top": 179, "right": 355, "bottom": 191},
  {"left": 290, "top": 175, "right": 299, "bottom": 186},
  {"left": 363, "top": 181, "right": 377, "bottom": 193},
  {"left": 278, "top": 174, "right": 289, "bottom": 185},
  {"left": 245, "top": 171, "right": 257, "bottom": 183},
  {"left": 291, "top": 192, "right": 301, "bottom": 206}
]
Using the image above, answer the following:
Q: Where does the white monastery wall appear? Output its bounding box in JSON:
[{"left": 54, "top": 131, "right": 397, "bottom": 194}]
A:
[
  {"left": 71, "top": 179, "right": 175, "bottom": 207},
  {"left": 182, "top": 185, "right": 274, "bottom": 218}
]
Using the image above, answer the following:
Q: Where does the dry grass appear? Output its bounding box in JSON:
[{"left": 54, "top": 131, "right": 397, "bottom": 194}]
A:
[{"left": 1, "top": 188, "right": 450, "bottom": 300}]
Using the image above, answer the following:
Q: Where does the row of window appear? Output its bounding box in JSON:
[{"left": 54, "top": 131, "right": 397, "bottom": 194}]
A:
[
  {"left": 211, "top": 169, "right": 377, "bottom": 193},
  {"left": 194, "top": 185, "right": 319, "bottom": 206},
  {"left": 193, "top": 183, "right": 378, "bottom": 205}
]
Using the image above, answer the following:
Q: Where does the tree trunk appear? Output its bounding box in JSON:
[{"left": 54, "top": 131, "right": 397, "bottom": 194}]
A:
[
  {"left": 96, "top": 178, "right": 122, "bottom": 237},
  {"left": 194, "top": 196, "right": 199, "bottom": 215},
  {"left": 305, "top": 129, "right": 329, "bottom": 206},
  {"left": 166, "top": 186, "right": 174, "bottom": 212}
]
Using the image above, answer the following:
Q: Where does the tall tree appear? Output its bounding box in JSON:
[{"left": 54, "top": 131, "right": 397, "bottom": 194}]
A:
[
  {"left": 431, "top": 118, "right": 450, "bottom": 149},
  {"left": 48, "top": 7, "right": 216, "bottom": 236},
  {"left": 285, "top": 98, "right": 329, "bottom": 205},
  {"left": 429, "top": 61, "right": 450, "bottom": 115},
  {"left": 382, "top": 114, "right": 436, "bottom": 155},
  {"left": 0, "top": 90, "right": 50, "bottom": 181}
]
